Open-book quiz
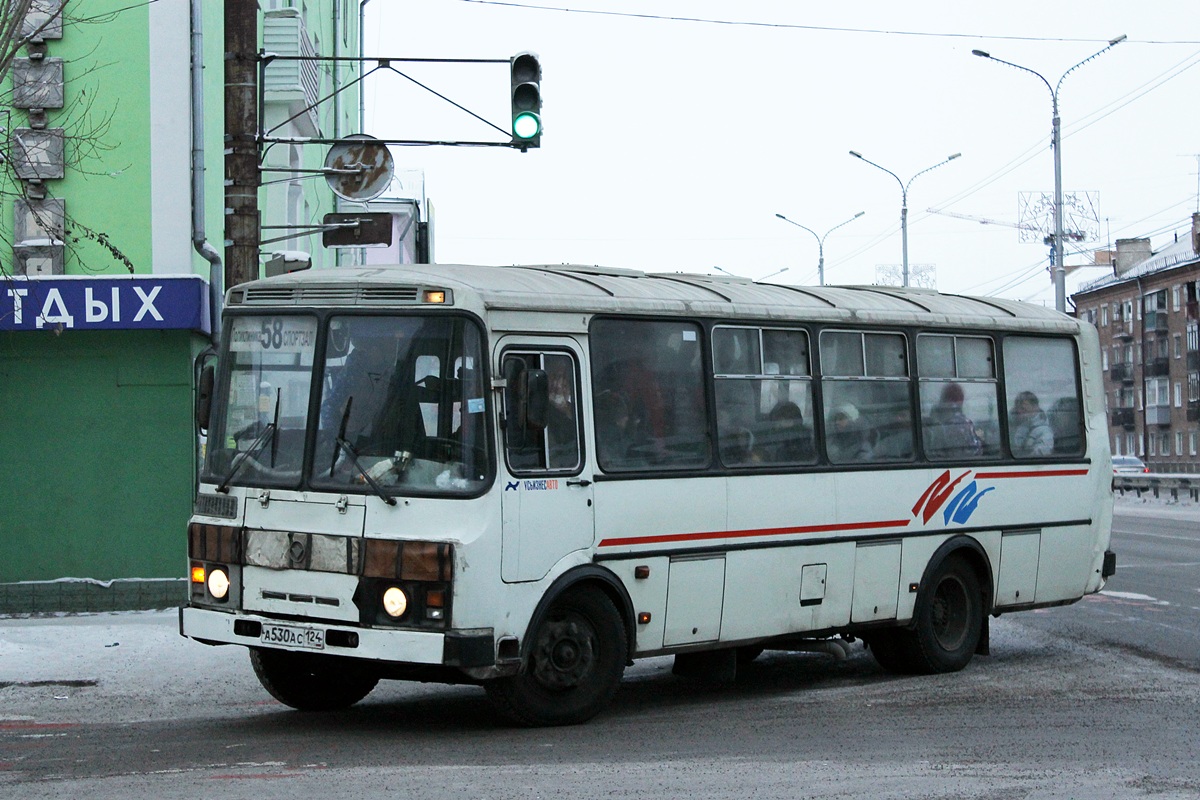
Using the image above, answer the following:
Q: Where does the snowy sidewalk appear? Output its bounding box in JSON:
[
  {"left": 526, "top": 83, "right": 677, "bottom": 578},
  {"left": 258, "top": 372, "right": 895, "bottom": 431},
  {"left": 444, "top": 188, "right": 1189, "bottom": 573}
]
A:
[{"left": 0, "top": 610, "right": 268, "bottom": 724}]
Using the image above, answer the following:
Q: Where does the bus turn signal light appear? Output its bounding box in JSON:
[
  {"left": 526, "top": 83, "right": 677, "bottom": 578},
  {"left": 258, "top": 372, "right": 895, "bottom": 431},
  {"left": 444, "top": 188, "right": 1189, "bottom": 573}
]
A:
[{"left": 191, "top": 565, "right": 206, "bottom": 584}]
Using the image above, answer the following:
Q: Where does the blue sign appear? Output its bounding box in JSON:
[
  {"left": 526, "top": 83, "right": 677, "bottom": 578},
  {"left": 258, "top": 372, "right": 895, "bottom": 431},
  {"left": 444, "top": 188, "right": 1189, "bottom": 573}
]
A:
[{"left": 1, "top": 275, "right": 210, "bottom": 333}]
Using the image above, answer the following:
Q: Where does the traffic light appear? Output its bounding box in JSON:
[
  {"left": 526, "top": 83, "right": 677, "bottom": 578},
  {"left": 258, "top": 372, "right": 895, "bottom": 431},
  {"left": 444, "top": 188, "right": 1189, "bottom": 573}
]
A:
[{"left": 510, "top": 52, "right": 542, "bottom": 149}]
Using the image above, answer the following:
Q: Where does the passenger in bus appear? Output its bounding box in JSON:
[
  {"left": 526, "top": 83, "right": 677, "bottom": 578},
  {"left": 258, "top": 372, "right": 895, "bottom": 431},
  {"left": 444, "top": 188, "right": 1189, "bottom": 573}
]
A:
[
  {"left": 545, "top": 360, "right": 580, "bottom": 468},
  {"left": 1049, "top": 396, "right": 1082, "bottom": 455},
  {"left": 1010, "top": 390, "right": 1054, "bottom": 457},
  {"left": 595, "top": 389, "right": 635, "bottom": 468},
  {"left": 765, "top": 401, "right": 814, "bottom": 462},
  {"left": 609, "top": 337, "right": 668, "bottom": 452},
  {"left": 826, "top": 404, "right": 871, "bottom": 463},
  {"left": 924, "top": 382, "right": 982, "bottom": 459},
  {"left": 871, "top": 405, "right": 914, "bottom": 460},
  {"left": 720, "top": 424, "right": 760, "bottom": 465}
]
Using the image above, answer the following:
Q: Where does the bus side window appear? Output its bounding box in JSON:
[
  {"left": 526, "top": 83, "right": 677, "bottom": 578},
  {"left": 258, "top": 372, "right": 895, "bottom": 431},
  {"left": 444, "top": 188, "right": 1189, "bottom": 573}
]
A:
[
  {"left": 591, "top": 319, "right": 710, "bottom": 471},
  {"left": 503, "top": 351, "right": 582, "bottom": 474},
  {"left": 819, "top": 331, "right": 913, "bottom": 464},
  {"left": 1003, "top": 337, "right": 1083, "bottom": 458},
  {"left": 917, "top": 334, "right": 999, "bottom": 460}
]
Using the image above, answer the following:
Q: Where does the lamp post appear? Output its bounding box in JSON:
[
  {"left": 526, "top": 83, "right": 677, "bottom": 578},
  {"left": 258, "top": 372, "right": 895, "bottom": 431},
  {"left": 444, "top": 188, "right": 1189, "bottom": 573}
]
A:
[
  {"left": 972, "top": 35, "right": 1125, "bottom": 312},
  {"left": 712, "top": 265, "right": 790, "bottom": 282},
  {"left": 849, "top": 151, "right": 961, "bottom": 288},
  {"left": 774, "top": 211, "right": 865, "bottom": 286}
]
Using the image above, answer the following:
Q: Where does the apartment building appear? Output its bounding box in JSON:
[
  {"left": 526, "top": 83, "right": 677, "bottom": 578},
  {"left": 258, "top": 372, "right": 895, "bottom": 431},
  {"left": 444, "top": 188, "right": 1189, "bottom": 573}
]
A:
[{"left": 1072, "top": 214, "right": 1200, "bottom": 473}]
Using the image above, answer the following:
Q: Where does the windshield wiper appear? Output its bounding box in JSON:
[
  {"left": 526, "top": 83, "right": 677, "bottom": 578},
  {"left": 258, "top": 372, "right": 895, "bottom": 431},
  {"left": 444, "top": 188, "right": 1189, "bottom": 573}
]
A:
[
  {"left": 217, "top": 388, "right": 280, "bottom": 493},
  {"left": 330, "top": 396, "right": 397, "bottom": 506}
]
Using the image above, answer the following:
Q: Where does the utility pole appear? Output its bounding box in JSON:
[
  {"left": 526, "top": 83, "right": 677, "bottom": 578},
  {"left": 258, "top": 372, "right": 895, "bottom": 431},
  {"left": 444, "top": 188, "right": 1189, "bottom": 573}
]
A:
[{"left": 225, "top": 0, "right": 260, "bottom": 289}]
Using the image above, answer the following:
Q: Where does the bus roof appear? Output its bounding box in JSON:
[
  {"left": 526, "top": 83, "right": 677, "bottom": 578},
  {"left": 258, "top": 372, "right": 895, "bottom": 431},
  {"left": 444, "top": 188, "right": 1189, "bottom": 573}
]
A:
[{"left": 229, "top": 263, "right": 1078, "bottom": 332}]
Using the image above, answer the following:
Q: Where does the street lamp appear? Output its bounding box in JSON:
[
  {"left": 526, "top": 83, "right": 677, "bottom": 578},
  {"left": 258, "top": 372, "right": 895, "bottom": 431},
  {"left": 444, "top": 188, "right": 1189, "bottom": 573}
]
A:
[
  {"left": 849, "top": 151, "right": 961, "bottom": 288},
  {"left": 972, "top": 35, "right": 1125, "bottom": 312},
  {"left": 774, "top": 211, "right": 865, "bottom": 286},
  {"left": 712, "top": 265, "right": 790, "bottom": 282}
]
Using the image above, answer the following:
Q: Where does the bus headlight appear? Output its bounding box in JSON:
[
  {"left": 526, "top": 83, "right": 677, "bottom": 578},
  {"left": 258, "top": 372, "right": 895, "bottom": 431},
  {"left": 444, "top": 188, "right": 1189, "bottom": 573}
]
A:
[
  {"left": 207, "top": 567, "right": 231, "bottom": 600},
  {"left": 382, "top": 586, "right": 408, "bottom": 618}
]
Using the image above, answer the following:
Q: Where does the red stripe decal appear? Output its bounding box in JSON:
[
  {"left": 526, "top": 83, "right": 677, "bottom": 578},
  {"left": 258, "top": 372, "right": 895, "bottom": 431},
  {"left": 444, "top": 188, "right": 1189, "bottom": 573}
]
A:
[
  {"left": 976, "top": 469, "right": 1089, "bottom": 479},
  {"left": 598, "top": 518, "right": 910, "bottom": 548}
]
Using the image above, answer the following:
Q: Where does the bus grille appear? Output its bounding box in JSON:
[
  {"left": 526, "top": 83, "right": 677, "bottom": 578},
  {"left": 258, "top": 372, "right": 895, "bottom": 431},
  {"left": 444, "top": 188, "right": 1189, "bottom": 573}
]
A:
[{"left": 236, "top": 286, "right": 420, "bottom": 306}]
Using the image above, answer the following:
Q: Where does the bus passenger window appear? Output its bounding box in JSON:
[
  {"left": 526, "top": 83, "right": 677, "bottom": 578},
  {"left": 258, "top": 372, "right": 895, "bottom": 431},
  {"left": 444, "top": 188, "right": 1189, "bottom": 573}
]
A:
[
  {"left": 1003, "top": 337, "right": 1083, "bottom": 458},
  {"left": 714, "top": 326, "right": 815, "bottom": 468},
  {"left": 820, "top": 330, "right": 913, "bottom": 464},
  {"left": 917, "top": 334, "right": 1000, "bottom": 460},
  {"left": 591, "top": 319, "right": 710, "bottom": 471}
]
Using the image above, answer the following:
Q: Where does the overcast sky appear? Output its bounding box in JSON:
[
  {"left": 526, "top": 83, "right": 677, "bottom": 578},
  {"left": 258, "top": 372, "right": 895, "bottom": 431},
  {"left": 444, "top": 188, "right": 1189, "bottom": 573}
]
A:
[{"left": 361, "top": 0, "right": 1200, "bottom": 306}]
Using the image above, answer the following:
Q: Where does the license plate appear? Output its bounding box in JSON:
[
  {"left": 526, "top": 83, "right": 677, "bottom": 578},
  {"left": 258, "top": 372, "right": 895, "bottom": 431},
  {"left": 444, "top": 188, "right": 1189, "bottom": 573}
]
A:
[{"left": 260, "top": 623, "right": 325, "bottom": 650}]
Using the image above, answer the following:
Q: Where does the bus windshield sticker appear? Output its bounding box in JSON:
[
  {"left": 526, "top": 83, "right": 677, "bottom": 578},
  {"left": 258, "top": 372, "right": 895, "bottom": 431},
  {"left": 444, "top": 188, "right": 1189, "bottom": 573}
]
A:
[{"left": 229, "top": 316, "right": 318, "bottom": 355}]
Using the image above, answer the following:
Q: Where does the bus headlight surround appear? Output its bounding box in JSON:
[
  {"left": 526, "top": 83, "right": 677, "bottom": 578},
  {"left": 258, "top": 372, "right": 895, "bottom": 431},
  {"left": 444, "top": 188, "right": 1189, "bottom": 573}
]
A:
[
  {"left": 206, "top": 567, "right": 231, "bottom": 600},
  {"left": 382, "top": 586, "right": 408, "bottom": 618}
]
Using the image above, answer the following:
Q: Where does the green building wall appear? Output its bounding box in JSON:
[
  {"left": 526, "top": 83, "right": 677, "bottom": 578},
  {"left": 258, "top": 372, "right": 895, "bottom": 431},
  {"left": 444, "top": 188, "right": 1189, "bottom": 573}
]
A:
[
  {"left": 1, "top": 1, "right": 359, "bottom": 611},
  {"left": 0, "top": 330, "right": 206, "bottom": 611}
]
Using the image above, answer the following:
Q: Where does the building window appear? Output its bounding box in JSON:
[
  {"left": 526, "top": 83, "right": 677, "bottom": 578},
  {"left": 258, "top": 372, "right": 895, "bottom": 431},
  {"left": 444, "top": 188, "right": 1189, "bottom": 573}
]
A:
[
  {"left": 1162, "top": 433, "right": 1172, "bottom": 456},
  {"left": 1174, "top": 285, "right": 1181, "bottom": 312},
  {"left": 1102, "top": 305, "right": 1110, "bottom": 326},
  {"left": 1147, "top": 377, "right": 1170, "bottom": 407},
  {"left": 1128, "top": 433, "right": 1137, "bottom": 456},
  {"left": 1191, "top": 432, "right": 1197, "bottom": 456},
  {"left": 1176, "top": 382, "right": 1183, "bottom": 408},
  {"left": 1150, "top": 436, "right": 1157, "bottom": 456},
  {"left": 1176, "top": 334, "right": 1183, "bottom": 358},
  {"left": 1176, "top": 431, "right": 1185, "bottom": 455},
  {"left": 1102, "top": 349, "right": 1109, "bottom": 370}
]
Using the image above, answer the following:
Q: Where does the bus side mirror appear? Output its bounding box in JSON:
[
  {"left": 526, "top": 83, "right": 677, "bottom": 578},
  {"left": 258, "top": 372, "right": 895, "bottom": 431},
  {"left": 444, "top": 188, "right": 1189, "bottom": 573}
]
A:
[
  {"left": 521, "top": 368, "right": 549, "bottom": 431},
  {"left": 196, "top": 364, "right": 215, "bottom": 433}
]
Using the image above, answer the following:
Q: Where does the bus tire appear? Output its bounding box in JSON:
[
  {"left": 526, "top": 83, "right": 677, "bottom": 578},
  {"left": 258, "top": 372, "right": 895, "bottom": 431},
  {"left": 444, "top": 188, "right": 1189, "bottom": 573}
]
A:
[
  {"left": 486, "top": 586, "right": 627, "bottom": 726},
  {"left": 249, "top": 648, "right": 378, "bottom": 711},
  {"left": 865, "top": 630, "right": 916, "bottom": 673},
  {"left": 906, "top": 554, "right": 984, "bottom": 673}
]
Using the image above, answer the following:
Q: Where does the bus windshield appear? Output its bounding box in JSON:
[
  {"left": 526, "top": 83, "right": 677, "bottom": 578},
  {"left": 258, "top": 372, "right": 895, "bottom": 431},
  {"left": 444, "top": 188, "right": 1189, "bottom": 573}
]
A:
[{"left": 204, "top": 313, "right": 490, "bottom": 496}]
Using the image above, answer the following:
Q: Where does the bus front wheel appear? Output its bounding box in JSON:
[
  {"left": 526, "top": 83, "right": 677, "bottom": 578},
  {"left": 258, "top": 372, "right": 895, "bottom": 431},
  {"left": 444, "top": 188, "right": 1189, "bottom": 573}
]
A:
[
  {"left": 249, "top": 648, "right": 379, "bottom": 711},
  {"left": 486, "top": 586, "right": 627, "bottom": 726}
]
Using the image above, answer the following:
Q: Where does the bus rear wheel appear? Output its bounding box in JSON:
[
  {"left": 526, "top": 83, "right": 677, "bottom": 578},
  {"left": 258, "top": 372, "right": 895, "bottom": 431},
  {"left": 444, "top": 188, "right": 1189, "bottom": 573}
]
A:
[
  {"left": 486, "top": 586, "right": 627, "bottom": 726},
  {"left": 870, "top": 554, "right": 983, "bottom": 675},
  {"left": 249, "top": 648, "right": 379, "bottom": 711}
]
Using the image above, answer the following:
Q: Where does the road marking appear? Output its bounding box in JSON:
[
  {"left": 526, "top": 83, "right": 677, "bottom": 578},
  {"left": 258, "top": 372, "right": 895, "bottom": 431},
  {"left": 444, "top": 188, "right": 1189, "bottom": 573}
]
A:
[
  {"left": 1112, "top": 529, "right": 1200, "bottom": 543},
  {"left": 1099, "top": 590, "right": 1170, "bottom": 605}
]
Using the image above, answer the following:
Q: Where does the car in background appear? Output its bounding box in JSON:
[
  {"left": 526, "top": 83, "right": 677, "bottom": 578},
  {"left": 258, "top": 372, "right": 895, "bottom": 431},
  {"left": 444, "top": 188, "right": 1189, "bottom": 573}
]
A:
[{"left": 1112, "top": 455, "right": 1149, "bottom": 475}]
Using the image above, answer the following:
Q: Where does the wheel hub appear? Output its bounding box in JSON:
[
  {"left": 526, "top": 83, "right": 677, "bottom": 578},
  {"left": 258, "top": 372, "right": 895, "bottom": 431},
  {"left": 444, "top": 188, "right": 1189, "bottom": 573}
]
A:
[
  {"left": 931, "top": 577, "right": 970, "bottom": 650},
  {"left": 532, "top": 617, "right": 596, "bottom": 690}
]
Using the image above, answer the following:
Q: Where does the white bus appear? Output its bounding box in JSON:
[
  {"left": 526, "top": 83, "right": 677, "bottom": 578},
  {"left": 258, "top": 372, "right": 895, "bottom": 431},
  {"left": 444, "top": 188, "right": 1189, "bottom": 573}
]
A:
[{"left": 182, "top": 264, "right": 1115, "bottom": 726}]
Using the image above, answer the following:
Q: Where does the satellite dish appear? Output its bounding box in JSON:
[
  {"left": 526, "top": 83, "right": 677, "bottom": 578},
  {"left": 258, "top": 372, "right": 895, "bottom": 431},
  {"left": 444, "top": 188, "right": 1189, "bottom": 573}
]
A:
[{"left": 324, "top": 134, "right": 394, "bottom": 202}]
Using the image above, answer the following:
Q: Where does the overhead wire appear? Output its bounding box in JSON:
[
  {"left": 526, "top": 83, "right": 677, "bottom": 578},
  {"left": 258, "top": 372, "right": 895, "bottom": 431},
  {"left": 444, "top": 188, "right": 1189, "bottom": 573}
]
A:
[{"left": 455, "top": 1, "right": 1200, "bottom": 45}]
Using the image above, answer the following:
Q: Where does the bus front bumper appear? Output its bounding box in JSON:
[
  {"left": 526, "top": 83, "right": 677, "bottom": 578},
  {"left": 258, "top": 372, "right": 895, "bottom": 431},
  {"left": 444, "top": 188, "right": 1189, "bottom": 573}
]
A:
[{"left": 178, "top": 606, "right": 495, "bottom": 669}]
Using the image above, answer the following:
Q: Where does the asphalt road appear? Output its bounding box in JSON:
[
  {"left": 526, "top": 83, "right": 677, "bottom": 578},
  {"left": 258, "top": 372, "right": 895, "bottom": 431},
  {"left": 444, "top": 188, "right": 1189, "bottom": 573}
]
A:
[
  {"left": 2, "top": 498, "right": 1198, "bottom": 799},
  {"left": 1019, "top": 496, "right": 1200, "bottom": 666}
]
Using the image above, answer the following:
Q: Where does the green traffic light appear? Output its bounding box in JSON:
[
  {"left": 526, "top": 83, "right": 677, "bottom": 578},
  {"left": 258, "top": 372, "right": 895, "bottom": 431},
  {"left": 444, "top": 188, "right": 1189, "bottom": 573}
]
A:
[{"left": 513, "top": 111, "right": 541, "bottom": 140}]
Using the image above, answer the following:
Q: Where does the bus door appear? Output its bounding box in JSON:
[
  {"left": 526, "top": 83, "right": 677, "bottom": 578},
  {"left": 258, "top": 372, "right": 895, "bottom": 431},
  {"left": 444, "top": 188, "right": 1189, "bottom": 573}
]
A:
[{"left": 498, "top": 340, "right": 594, "bottom": 583}]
